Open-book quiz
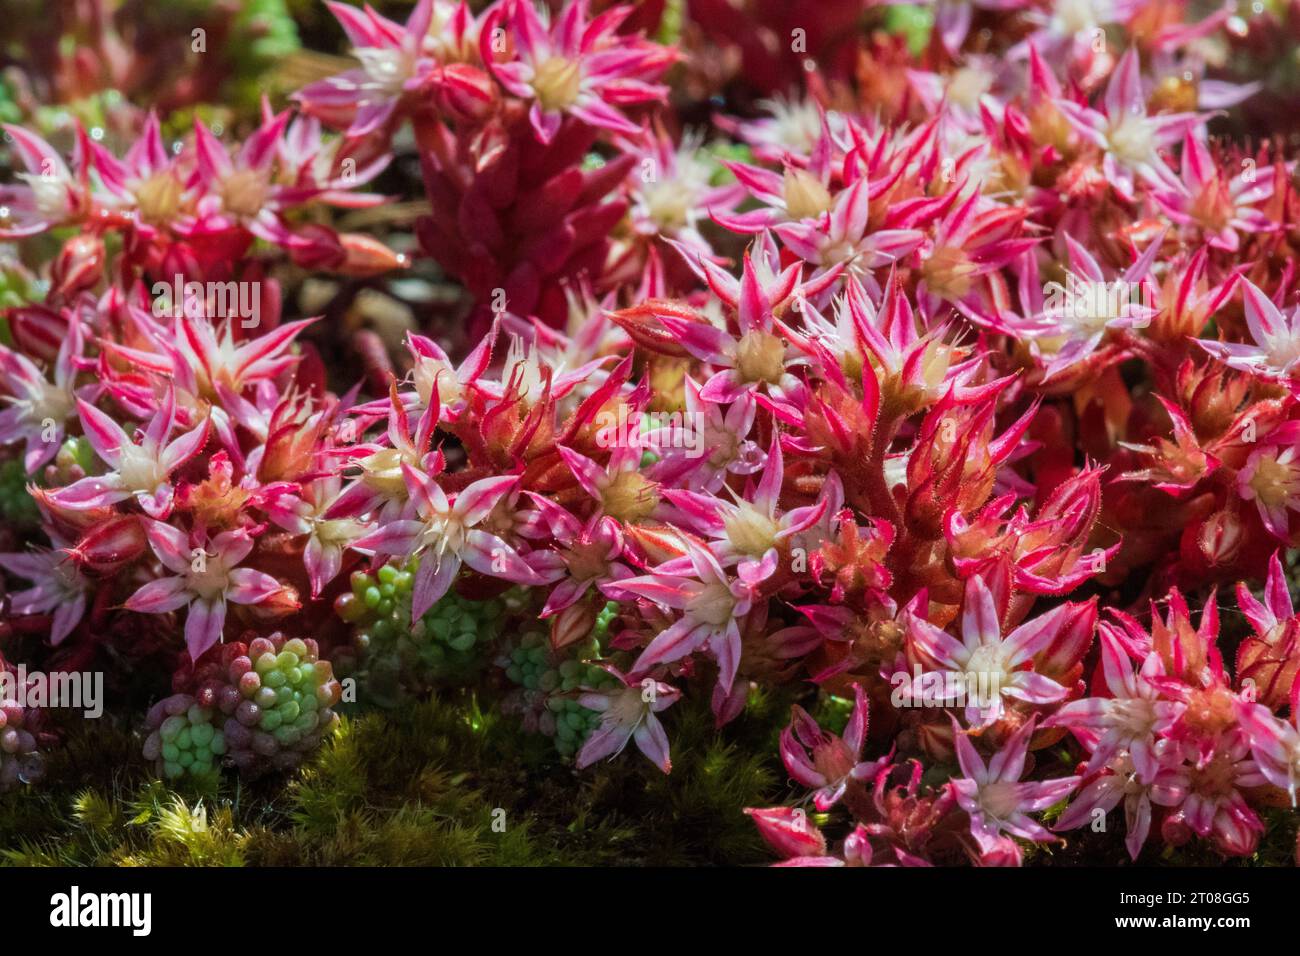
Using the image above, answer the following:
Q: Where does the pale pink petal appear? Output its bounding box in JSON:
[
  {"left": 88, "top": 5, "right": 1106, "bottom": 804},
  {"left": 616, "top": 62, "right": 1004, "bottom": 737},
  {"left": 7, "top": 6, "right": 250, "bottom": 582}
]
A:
[{"left": 125, "top": 576, "right": 191, "bottom": 614}]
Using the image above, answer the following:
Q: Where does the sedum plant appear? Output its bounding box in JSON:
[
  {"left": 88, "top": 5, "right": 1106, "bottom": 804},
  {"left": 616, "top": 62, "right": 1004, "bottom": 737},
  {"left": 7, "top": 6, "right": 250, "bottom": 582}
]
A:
[{"left": 3, "top": 0, "right": 1300, "bottom": 867}]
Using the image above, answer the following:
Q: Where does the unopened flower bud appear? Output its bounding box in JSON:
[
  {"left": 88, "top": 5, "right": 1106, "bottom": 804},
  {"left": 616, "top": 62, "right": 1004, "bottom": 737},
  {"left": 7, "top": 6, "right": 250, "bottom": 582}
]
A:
[{"left": 1196, "top": 509, "right": 1244, "bottom": 566}]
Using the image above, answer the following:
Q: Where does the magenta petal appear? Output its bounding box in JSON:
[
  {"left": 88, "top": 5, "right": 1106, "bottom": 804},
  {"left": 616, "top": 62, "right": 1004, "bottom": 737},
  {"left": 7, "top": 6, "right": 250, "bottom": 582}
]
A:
[
  {"left": 632, "top": 616, "right": 709, "bottom": 675},
  {"left": 50, "top": 475, "right": 129, "bottom": 511},
  {"left": 575, "top": 722, "right": 627, "bottom": 769},
  {"left": 50, "top": 593, "right": 87, "bottom": 645},
  {"left": 632, "top": 716, "right": 672, "bottom": 773},
  {"left": 226, "top": 568, "right": 282, "bottom": 605},
  {"left": 125, "top": 576, "right": 191, "bottom": 614},
  {"left": 184, "top": 597, "right": 226, "bottom": 660},
  {"left": 411, "top": 553, "right": 458, "bottom": 620},
  {"left": 144, "top": 520, "right": 194, "bottom": 574}
]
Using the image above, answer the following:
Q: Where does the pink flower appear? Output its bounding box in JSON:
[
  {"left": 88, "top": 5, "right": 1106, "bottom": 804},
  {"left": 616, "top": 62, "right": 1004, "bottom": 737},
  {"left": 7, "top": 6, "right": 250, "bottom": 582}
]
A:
[
  {"left": 81, "top": 112, "right": 194, "bottom": 234},
  {"left": 713, "top": 114, "right": 841, "bottom": 233},
  {"left": 774, "top": 176, "right": 924, "bottom": 280},
  {"left": 485, "top": 0, "right": 673, "bottom": 144},
  {"left": 1162, "top": 732, "right": 1267, "bottom": 857},
  {"left": 122, "top": 312, "right": 316, "bottom": 407},
  {"left": 520, "top": 493, "right": 630, "bottom": 615},
  {"left": 663, "top": 437, "right": 828, "bottom": 585},
  {"left": 0, "top": 538, "right": 90, "bottom": 645},
  {"left": 265, "top": 476, "right": 369, "bottom": 598},
  {"left": 1015, "top": 0, "right": 1142, "bottom": 61},
  {"left": 0, "top": 125, "right": 83, "bottom": 238},
  {"left": 187, "top": 112, "right": 321, "bottom": 243},
  {"left": 1236, "top": 698, "right": 1300, "bottom": 807},
  {"left": 797, "top": 271, "right": 978, "bottom": 412},
  {"left": 328, "top": 386, "right": 443, "bottom": 524},
  {"left": 611, "top": 540, "right": 756, "bottom": 694},
  {"left": 624, "top": 126, "right": 744, "bottom": 256},
  {"left": 405, "top": 329, "right": 496, "bottom": 418},
  {"left": 646, "top": 377, "right": 763, "bottom": 492},
  {"left": 125, "top": 523, "right": 284, "bottom": 660},
  {"left": 557, "top": 439, "right": 661, "bottom": 524},
  {"left": 1197, "top": 277, "right": 1300, "bottom": 381},
  {"left": 351, "top": 466, "right": 543, "bottom": 619},
  {"left": 933, "top": 0, "right": 1032, "bottom": 55},
  {"left": 1016, "top": 231, "right": 1162, "bottom": 381},
  {"left": 51, "top": 389, "right": 210, "bottom": 519},
  {"left": 1055, "top": 748, "right": 1189, "bottom": 861},
  {"left": 744, "top": 806, "right": 837, "bottom": 864},
  {"left": 1056, "top": 48, "right": 1203, "bottom": 201},
  {"left": 654, "top": 247, "right": 808, "bottom": 405},
  {"left": 780, "top": 684, "right": 884, "bottom": 810},
  {"left": 1237, "top": 550, "right": 1295, "bottom": 636},
  {"left": 950, "top": 715, "right": 1080, "bottom": 852},
  {"left": 1043, "top": 624, "right": 1184, "bottom": 779},
  {"left": 294, "top": 0, "right": 443, "bottom": 136},
  {"left": 1154, "top": 132, "right": 1278, "bottom": 252},
  {"left": 911, "top": 188, "right": 1039, "bottom": 326},
  {"left": 1235, "top": 420, "right": 1300, "bottom": 540},
  {"left": 575, "top": 666, "right": 680, "bottom": 773},
  {"left": 904, "top": 575, "right": 1074, "bottom": 728},
  {"left": 0, "top": 319, "right": 82, "bottom": 473}
]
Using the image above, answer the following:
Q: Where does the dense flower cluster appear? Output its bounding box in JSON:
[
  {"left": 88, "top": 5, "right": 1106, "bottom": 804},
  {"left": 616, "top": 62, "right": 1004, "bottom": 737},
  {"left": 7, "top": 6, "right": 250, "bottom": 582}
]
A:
[{"left": 4, "top": 0, "right": 1300, "bottom": 865}]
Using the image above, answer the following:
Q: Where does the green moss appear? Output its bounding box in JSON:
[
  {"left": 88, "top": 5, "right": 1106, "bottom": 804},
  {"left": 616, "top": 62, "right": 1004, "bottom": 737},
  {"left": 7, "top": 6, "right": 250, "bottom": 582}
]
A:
[
  {"left": 0, "top": 684, "right": 791, "bottom": 866},
  {"left": 0, "top": 457, "right": 39, "bottom": 527}
]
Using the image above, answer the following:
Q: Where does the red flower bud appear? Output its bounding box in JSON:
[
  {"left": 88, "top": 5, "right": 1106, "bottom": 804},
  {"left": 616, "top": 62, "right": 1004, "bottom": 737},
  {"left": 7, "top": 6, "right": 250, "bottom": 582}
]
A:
[{"left": 66, "top": 515, "right": 147, "bottom": 573}]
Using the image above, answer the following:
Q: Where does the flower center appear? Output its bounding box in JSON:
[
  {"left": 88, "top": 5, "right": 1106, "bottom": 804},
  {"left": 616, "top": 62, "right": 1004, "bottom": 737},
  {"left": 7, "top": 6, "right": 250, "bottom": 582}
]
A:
[
  {"left": 783, "top": 168, "right": 833, "bottom": 220},
  {"left": 416, "top": 502, "right": 466, "bottom": 559},
  {"left": 414, "top": 357, "right": 463, "bottom": 408},
  {"left": 315, "top": 518, "right": 361, "bottom": 545},
  {"left": 1189, "top": 179, "right": 1234, "bottom": 232},
  {"left": 1248, "top": 451, "right": 1300, "bottom": 509},
  {"left": 921, "top": 245, "right": 977, "bottom": 300},
  {"left": 564, "top": 538, "right": 611, "bottom": 582},
  {"left": 1188, "top": 747, "right": 1237, "bottom": 800},
  {"left": 642, "top": 180, "right": 696, "bottom": 231},
  {"left": 532, "top": 57, "right": 582, "bottom": 111},
  {"left": 219, "top": 169, "right": 270, "bottom": 220},
  {"left": 686, "top": 578, "right": 737, "bottom": 627},
  {"left": 978, "top": 780, "right": 1021, "bottom": 820},
  {"left": 1182, "top": 686, "right": 1237, "bottom": 740},
  {"left": 1264, "top": 329, "right": 1300, "bottom": 371},
  {"left": 965, "top": 643, "right": 1008, "bottom": 683},
  {"left": 1110, "top": 697, "right": 1157, "bottom": 736},
  {"left": 361, "top": 448, "right": 409, "bottom": 497},
  {"left": 117, "top": 443, "right": 167, "bottom": 493},
  {"left": 947, "top": 67, "right": 991, "bottom": 111},
  {"left": 12, "top": 379, "right": 73, "bottom": 429},
  {"left": 723, "top": 500, "right": 781, "bottom": 556},
  {"left": 186, "top": 554, "right": 231, "bottom": 601},
  {"left": 735, "top": 330, "right": 787, "bottom": 385},
  {"left": 1107, "top": 112, "right": 1155, "bottom": 167},
  {"left": 134, "top": 172, "right": 185, "bottom": 225},
  {"left": 1052, "top": 0, "right": 1100, "bottom": 35},
  {"left": 707, "top": 427, "right": 741, "bottom": 469},
  {"left": 608, "top": 686, "right": 647, "bottom": 725},
  {"left": 356, "top": 46, "right": 412, "bottom": 95},
  {"left": 601, "top": 469, "right": 660, "bottom": 522}
]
